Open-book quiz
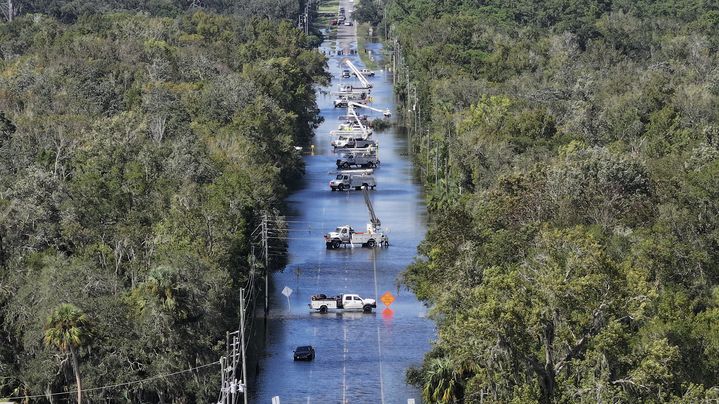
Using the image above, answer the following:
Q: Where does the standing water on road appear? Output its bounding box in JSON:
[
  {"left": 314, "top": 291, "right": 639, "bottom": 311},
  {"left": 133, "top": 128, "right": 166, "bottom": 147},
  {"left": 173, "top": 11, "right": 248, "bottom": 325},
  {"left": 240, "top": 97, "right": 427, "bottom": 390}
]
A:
[{"left": 249, "top": 2, "right": 434, "bottom": 402}]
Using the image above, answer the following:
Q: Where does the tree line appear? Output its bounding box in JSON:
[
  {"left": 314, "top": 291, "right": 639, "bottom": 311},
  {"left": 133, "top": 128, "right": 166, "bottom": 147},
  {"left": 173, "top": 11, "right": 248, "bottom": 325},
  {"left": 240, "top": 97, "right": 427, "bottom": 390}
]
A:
[
  {"left": 0, "top": 2, "right": 327, "bottom": 402},
  {"left": 356, "top": 0, "right": 719, "bottom": 402}
]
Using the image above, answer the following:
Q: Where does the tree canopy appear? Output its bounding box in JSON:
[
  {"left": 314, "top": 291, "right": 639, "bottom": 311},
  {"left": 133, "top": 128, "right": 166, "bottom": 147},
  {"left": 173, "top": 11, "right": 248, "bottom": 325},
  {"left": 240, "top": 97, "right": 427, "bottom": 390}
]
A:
[
  {"left": 0, "top": 3, "right": 326, "bottom": 401},
  {"left": 386, "top": 0, "right": 719, "bottom": 401}
]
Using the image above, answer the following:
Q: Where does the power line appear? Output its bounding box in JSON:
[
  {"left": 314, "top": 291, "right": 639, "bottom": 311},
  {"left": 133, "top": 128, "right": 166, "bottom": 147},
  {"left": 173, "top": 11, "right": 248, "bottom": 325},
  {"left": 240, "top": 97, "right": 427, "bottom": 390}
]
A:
[{"left": 7, "top": 361, "right": 219, "bottom": 400}]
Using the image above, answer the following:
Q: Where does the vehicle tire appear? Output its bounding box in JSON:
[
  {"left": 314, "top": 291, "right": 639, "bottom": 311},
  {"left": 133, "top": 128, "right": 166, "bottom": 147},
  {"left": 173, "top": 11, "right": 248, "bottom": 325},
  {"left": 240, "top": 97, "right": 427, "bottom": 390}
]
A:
[
  {"left": 366, "top": 239, "right": 376, "bottom": 248},
  {"left": 319, "top": 305, "right": 328, "bottom": 314},
  {"left": 332, "top": 240, "right": 341, "bottom": 249},
  {"left": 341, "top": 162, "right": 350, "bottom": 169},
  {"left": 370, "top": 185, "right": 376, "bottom": 190},
  {"left": 338, "top": 184, "right": 345, "bottom": 191},
  {"left": 363, "top": 305, "right": 372, "bottom": 313},
  {"left": 376, "top": 160, "right": 381, "bottom": 166},
  {"left": 367, "top": 162, "right": 375, "bottom": 168}
]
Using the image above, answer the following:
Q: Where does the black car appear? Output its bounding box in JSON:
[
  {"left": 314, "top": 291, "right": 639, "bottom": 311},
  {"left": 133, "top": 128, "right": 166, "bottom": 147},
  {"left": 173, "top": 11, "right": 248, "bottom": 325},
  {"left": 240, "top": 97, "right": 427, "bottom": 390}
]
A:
[{"left": 293, "top": 345, "right": 315, "bottom": 361}]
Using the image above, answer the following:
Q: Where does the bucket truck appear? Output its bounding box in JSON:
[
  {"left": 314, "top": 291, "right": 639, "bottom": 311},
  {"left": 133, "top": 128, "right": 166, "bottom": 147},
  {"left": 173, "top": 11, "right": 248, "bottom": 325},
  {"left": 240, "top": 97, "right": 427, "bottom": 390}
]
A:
[
  {"left": 344, "top": 60, "right": 372, "bottom": 89},
  {"left": 329, "top": 170, "right": 376, "bottom": 191},
  {"left": 324, "top": 187, "right": 389, "bottom": 249}
]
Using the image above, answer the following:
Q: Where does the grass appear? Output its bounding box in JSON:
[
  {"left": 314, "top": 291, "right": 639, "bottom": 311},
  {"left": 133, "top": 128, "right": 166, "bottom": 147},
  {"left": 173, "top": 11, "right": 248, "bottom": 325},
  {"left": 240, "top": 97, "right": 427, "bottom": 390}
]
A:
[
  {"left": 318, "top": 0, "right": 340, "bottom": 15},
  {"left": 356, "top": 23, "right": 381, "bottom": 70}
]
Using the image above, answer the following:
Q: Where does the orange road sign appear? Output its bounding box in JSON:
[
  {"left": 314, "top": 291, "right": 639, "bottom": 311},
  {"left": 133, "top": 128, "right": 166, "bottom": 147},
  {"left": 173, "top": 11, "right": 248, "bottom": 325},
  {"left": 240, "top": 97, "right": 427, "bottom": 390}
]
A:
[{"left": 380, "top": 291, "right": 395, "bottom": 306}]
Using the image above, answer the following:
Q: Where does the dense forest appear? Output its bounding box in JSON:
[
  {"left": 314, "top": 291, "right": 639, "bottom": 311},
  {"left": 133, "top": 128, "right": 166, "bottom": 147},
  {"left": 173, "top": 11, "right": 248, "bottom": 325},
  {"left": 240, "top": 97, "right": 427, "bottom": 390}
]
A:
[
  {"left": 0, "top": 1, "right": 326, "bottom": 401},
  {"left": 357, "top": 0, "right": 719, "bottom": 402}
]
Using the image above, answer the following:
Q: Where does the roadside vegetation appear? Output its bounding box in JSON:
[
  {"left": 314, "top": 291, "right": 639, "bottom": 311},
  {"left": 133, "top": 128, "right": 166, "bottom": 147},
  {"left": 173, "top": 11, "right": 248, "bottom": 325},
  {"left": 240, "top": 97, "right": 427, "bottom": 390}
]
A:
[
  {"left": 0, "top": 2, "right": 327, "bottom": 401},
  {"left": 355, "top": 22, "right": 381, "bottom": 70},
  {"left": 360, "top": 0, "right": 719, "bottom": 402}
]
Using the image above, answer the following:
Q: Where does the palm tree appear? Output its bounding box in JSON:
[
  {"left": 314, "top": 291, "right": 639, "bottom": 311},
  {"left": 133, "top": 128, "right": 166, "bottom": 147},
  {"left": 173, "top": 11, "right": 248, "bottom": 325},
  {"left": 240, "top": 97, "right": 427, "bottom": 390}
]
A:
[
  {"left": 44, "top": 303, "right": 90, "bottom": 403},
  {"left": 423, "top": 357, "right": 464, "bottom": 403}
]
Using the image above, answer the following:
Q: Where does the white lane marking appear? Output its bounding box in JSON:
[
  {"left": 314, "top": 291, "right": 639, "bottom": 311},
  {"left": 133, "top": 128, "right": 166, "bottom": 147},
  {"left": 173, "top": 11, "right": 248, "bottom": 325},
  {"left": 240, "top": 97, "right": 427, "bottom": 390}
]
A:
[
  {"left": 372, "top": 249, "right": 385, "bottom": 404},
  {"left": 372, "top": 249, "right": 379, "bottom": 299},
  {"left": 377, "top": 326, "right": 385, "bottom": 404},
  {"left": 343, "top": 325, "right": 348, "bottom": 403}
]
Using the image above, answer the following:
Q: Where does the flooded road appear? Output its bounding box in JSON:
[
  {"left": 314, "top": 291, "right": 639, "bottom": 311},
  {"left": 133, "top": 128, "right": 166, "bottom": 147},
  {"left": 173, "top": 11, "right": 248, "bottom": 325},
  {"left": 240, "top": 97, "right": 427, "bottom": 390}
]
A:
[{"left": 248, "top": 1, "right": 434, "bottom": 402}]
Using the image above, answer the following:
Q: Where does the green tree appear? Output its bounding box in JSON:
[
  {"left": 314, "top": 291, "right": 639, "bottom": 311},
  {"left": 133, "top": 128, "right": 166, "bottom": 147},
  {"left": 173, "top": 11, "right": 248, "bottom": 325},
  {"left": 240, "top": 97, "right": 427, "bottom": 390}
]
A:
[
  {"left": 421, "top": 357, "right": 465, "bottom": 403},
  {"left": 44, "top": 303, "right": 90, "bottom": 403},
  {"left": 353, "top": 0, "right": 383, "bottom": 26}
]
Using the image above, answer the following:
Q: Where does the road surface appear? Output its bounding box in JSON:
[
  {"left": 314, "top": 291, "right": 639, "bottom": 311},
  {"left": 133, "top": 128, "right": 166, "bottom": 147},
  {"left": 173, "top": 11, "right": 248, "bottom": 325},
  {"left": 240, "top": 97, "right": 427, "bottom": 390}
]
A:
[{"left": 248, "top": 1, "right": 434, "bottom": 402}]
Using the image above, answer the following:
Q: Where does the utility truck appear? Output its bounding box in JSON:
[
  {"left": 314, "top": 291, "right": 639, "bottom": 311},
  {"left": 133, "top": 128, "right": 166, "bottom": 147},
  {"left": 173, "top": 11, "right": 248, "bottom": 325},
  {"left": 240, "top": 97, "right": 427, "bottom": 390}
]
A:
[
  {"left": 344, "top": 60, "right": 372, "bottom": 89},
  {"left": 336, "top": 152, "right": 379, "bottom": 169},
  {"left": 329, "top": 171, "right": 376, "bottom": 191},
  {"left": 309, "top": 294, "right": 377, "bottom": 313},
  {"left": 325, "top": 188, "right": 389, "bottom": 248},
  {"left": 332, "top": 135, "right": 376, "bottom": 149},
  {"left": 352, "top": 68, "right": 375, "bottom": 77}
]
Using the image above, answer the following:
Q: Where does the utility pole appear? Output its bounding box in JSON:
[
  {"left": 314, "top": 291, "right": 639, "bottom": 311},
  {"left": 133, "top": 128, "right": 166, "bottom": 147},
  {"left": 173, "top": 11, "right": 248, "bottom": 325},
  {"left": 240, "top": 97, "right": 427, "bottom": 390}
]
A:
[
  {"left": 220, "top": 355, "right": 226, "bottom": 404},
  {"left": 262, "top": 213, "right": 269, "bottom": 315},
  {"left": 220, "top": 331, "right": 242, "bottom": 404},
  {"left": 240, "top": 288, "right": 248, "bottom": 404},
  {"left": 231, "top": 330, "right": 237, "bottom": 404},
  {"left": 218, "top": 286, "right": 252, "bottom": 403}
]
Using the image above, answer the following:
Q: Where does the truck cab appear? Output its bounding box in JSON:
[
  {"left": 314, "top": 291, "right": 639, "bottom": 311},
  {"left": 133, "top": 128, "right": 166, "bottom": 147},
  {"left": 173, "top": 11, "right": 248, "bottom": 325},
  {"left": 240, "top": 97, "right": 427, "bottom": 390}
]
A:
[
  {"left": 340, "top": 294, "right": 366, "bottom": 310},
  {"left": 332, "top": 225, "right": 353, "bottom": 242}
]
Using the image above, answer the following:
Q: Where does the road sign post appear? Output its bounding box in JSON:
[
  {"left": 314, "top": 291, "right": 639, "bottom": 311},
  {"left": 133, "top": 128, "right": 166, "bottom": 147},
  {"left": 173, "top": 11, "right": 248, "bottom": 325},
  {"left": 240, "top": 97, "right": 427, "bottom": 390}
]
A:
[{"left": 281, "top": 286, "right": 293, "bottom": 309}]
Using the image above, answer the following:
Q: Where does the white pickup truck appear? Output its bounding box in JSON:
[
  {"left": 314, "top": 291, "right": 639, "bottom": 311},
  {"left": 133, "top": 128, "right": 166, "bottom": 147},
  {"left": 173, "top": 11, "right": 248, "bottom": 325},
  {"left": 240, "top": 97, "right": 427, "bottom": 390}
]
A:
[
  {"left": 336, "top": 153, "right": 379, "bottom": 169},
  {"left": 324, "top": 224, "right": 388, "bottom": 248},
  {"left": 309, "top": 294, "right": 377, "bottom": 313},
  {"left": 330, "top": 173, "right": 376, "bottom": 191}
]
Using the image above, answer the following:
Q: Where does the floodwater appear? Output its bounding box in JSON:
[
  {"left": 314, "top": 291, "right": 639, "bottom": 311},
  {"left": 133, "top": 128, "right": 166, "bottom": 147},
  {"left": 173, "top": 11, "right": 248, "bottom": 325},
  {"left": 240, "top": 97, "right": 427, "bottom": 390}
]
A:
[{"left": 248, "top": 1, "right": 434, "bottom": 402}]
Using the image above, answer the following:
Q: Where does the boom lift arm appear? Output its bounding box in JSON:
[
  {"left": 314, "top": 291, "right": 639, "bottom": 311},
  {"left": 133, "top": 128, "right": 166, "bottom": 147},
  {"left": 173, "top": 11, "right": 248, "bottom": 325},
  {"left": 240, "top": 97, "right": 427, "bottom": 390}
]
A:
[
  {"left": 363, "top": 187, "right": 381, "bottom": 231},
  {"left": 344, "top": 60, "right": 372, "bottom": 89},
  {"left": 348, "top": 101, "right": 391, "bottom": 117},
  {"left": 347, "top": 105, "right": 370, "bottom": 136}
]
